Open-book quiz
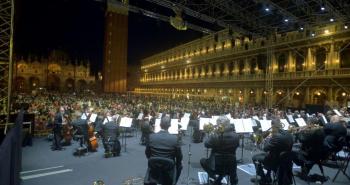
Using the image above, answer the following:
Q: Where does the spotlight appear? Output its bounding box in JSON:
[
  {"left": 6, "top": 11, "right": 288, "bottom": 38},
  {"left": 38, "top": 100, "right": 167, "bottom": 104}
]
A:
[
  {"left": 330, "top": 18, "right": 334, "bottom": 22},
  {"left": 300, "top": 27, "right": 304, "bottom": 31},
  {"left": 265, "top": 8, "right": 270, "bottom": 12},
  {"left": 311, "top": 33, "right": 315, "bottom": 37},
  {"left": 324, "top": 29, "right": 329, "bottom": 34},
  {"left": 284, "top": 19, "right": 289, "bottom": 22},
  {"left": 321, "top": 6, "right": 325, "bottom": 11},
  {"left": 344, "top": 25, "right": 348, "bottom": 29}
]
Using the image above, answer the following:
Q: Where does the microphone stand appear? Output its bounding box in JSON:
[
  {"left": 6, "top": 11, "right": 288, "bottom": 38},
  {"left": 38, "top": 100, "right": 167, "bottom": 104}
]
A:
[{"left": 181, "top": 126, "right": 196, "bottom": 185}]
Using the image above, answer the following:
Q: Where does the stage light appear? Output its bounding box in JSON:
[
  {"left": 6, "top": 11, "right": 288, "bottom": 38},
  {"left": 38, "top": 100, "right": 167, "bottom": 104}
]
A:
[
  {"left": 330, "top": 18, "right": 334, "bottom": 22},
  {"left": 344, "top": 25, "right": 348, "bottom": 29},
  {"left": 300, "top": 27, "right": 304, "bottom": 31},
  {"left": 284, "top": 19, "right": 289, "bottom": 22},
  {"left": 321, "top": 7, "right": 325, "bottom": 11},
  {"left": 324, "top": 29, "right": 329, "bottom": 34},
  {"left": 186, "top": 59, "right": 191, "bottom": 64},
  {"left": 342, "top": 92, "right": 346, "bottom": 97},
  {"left": 311, "top": 33, "right": 315, "bottom": 37},
  {"left": 265, "top": 8, "right": 270, "bottom": 12}
]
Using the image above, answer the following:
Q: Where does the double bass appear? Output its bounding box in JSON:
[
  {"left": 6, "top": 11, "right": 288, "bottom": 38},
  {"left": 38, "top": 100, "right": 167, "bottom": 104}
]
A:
[
  {"left": 62, "top": 113, "right": 73, "bottom": 145},
  {"left": 87, "top": 113, "right": 99, "bottom": 151}
]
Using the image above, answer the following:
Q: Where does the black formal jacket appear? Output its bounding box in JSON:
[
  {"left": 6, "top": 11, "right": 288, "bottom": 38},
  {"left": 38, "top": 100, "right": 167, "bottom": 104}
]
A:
[
  {"left": 323, "top": 123, "right": 347, "bottom": 153},
  {"left": 101, "top": 121, "right": 119, "bottom": 141},
  {"left": 205, "top": 129, "right": 240, "bottom": 156},
  {"left": 263, "top": 129, "right": 294, "bottom": 168},
  {"left": 145, "top": 130, "right": 182, "bottom": 167}
]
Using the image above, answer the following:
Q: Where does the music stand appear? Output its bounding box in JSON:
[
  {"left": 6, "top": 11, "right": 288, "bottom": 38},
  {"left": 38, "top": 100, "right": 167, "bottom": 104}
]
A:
[{"left": 120, "top": 117, "right": 133, "bottom": 153}]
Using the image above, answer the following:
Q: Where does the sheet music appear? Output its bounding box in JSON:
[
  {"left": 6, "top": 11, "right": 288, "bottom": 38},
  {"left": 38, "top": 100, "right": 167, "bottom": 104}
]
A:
[
  {"left": 259, "top": 120, "right": 272, "bottom": 132},
  {"left": 333, "top": 109, "right": 342, "bottom": 116},
  {"left": 226, "top": 113, "right": 232, "bottom": 119},
  {"left": 252, "top": 116, "right": 259, "bottom": 120},
  {"left": 158, "top": 113, "right": 163, "bottom": 119},
  {"left": 242, "top": 118, "right": 254, "bottom": 133},
  {"left": 89, "top": 113, "right": 97, "bottom": 122},
  {"left": 199, "top": 118, "right": 210, "bottom": 130},
  {"left": 287, "top": 115, "right": 295, "bottom": 123},
  {"left": 81, "top": 113, "right": 87, "bottom": 120},
  {"left": 280, "top": 119, "right": 289, "bottom": 130},
  {"left": 295, "top": 118, "right": 307, "bottom": 127},
  {"left": 232, "top": 119, "right": 245, "bottom": 133},
  {"left": 103, "top": 116, "right": 113, "bottom": 124},
  {"left": 169, "top": 119, "right": 179, "bottom": 134},
  {"left": 183, "top": 113, "right": 191, "bottom": 118},
  {"left": 120, "top": 117, "right": 133, "bottom": 127},
  {"left": 210, "top": 116, "right": 219, "bottom": 125},
  {"left": 251, "top": 119, "right": 257, "bottom": 127},
  {"left": 137, "top": 113, "right": 143, "bottom": 120},
  {"left": 154, "top": 119, "right": 161, "bottom": 133},
  {"left": 180, "top": 117, "right": 189, "bottom": 130}
]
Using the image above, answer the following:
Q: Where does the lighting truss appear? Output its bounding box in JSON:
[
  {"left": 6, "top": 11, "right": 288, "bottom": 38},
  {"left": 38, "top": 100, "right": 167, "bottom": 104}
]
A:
[{"left": 0, "top": 0, "right": 14, "bottom": 121}]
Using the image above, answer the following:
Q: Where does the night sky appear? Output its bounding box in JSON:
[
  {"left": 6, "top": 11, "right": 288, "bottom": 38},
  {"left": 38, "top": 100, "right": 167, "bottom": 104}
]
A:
[{"left": 14, "top": 0, "right": 204, "bottom": 74}]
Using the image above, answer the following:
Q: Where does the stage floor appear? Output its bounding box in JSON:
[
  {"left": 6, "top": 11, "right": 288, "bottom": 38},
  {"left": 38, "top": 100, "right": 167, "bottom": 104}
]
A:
[{"left": 22, "top": 132, "right": 349, "bottom": 185}]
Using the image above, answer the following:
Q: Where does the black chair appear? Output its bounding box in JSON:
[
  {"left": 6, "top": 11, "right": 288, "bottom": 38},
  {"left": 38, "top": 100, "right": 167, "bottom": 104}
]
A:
[
  {"left": 272, "top": 151, "right": 296, "bottom": 185},
  {"left": 144, "top": 157, "right": 176, "bottom": 185},
  {"left": 330, "top": 147, "right": 350, "bottom": 182},
  {"left": 210, "top": 154, "right": 236, "bottom": 185}
]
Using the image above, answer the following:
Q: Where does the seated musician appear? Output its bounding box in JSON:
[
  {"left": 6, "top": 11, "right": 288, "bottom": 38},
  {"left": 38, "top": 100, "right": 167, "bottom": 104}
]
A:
[
  {"left": 100, "top": 113, "right": 121, "bottom": 157},
  {"left": 251, "top": 118, "right": 294, "bottom": 185},
  {"left": 200, "top": 116, "right": 239, "bottom": 185},
  {"left": 145, "top": 116, "right": 183, "bottom": 184},
  {"left": 293, "top": 115, "right": 347, "bottom": 178}
]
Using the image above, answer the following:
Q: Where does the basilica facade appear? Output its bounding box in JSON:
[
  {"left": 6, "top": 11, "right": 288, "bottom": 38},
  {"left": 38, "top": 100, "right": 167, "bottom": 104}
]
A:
[
  {"left": 14, "top": 50, "right": 96, "bottom": 92},
  {"left": 137, "top": 22, "right": 350, "bottom": 108}
]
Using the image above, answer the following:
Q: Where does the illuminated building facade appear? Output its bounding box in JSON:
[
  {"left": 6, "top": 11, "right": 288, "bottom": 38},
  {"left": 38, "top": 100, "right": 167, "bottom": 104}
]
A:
[
  {"left": 13, "top": 50, "right": 95, "bottom": 92},
  {"left": 138, "top": 23, "right": 350, "bottom": 108},
  {"left": 103, "top": 0, "right": 128, "bottom": 93}
]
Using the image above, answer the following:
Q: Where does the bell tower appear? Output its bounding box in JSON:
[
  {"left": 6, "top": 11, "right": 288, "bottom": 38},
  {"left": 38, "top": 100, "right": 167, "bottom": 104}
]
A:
[{"left": 103, "top": 0, "right": 128, "bottom": 92}]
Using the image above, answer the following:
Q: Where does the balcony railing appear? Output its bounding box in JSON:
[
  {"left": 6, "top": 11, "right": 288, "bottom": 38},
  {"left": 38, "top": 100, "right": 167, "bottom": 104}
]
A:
[
  {"left": 142, "top": 24, "right": 349, "bottom": 70},
  {"left": 141, "top": 68, "right": 350, "bottom": 84}
]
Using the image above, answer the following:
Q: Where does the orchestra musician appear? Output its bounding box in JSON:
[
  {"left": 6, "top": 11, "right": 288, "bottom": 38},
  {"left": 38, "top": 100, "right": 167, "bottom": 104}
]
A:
[
  {"left": 145, "top": 116, "right": 183, "bottom": 184},
  {"left": 292, "top": 115, "right": 347, "bottom": 179},
  {"left": 140, "top": 109, "right": 153, "bottom": 145},
  {"left": 200, "top": 116, "right": 240, "bottom": 185},
  {"left": 52, "top": 106, "right": 65, "bottom": 151},
  {"left": 251, "top": 118, "right": 294, "bottom": 185},
  {"left": 100, "top": 112, "right": 121, "bottom": 157}
]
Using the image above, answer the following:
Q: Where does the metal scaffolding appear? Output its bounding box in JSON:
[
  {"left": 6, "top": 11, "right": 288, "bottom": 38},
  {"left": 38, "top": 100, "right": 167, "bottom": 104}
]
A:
[
  {"left": 265, "top": 46, "right": 274, "bottom": 109},
  {"left": 0, "top": 0, "right": 14, "bottom": 124}
]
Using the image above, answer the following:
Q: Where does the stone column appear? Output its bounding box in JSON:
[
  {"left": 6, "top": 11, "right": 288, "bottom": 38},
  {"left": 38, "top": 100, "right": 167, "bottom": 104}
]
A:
[
  {"left": 244, "top": 58, "right": 250, "bottom": 75},
  {"left": 207, "top": 64, "right": 213, "bottom": 78},
  {"left": 223, "top": 63, "right": 229, "bottom": 77},
  {"left": 188, "top": 67, "right": 193, "bottom": 79},
  {"left": 256, "top": 88, "right": 262, "bottom": 104},
  {"left": 232, "top": 61, "right": 239, "bottom": 76},
  {"left": 194, "top": 66, "right": 199, "bottom": 79},
  {"left": 305, "top": 87, "right": 310, "bottom": 104},
  {"left": 328, "top": 87, "right": 333, "bottom": 103},
  {"left": 215, "top": 63, "right": 221, "bottom": 77},
  {"left": 306, "top": 47, "right": 315, "bottom": 71},
  {"left": 201, "top": 65, "right": 206, "bottom": 78},
  {"left": 179, "top": 69, "right": 183, "bottom": 79},
  {"left": 287, "top": 51, "right": 295, "bottom": 72}
]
